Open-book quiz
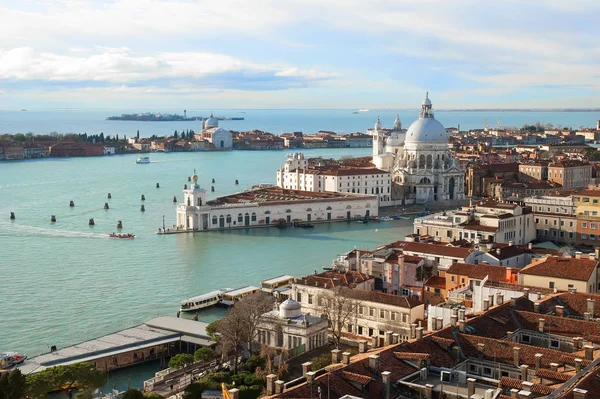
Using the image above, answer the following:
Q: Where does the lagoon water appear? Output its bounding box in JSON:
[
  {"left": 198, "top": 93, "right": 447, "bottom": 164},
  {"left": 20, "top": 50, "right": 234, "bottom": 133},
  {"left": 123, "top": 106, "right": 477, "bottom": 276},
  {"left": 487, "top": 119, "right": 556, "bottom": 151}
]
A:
[{"left": 0, "top": 148, "right": 418, "bottom": 358}]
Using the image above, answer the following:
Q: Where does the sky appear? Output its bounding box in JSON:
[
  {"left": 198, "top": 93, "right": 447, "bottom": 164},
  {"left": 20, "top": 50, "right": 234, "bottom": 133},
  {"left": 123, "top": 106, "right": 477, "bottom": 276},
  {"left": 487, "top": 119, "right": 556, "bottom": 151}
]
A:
[{"left": 0, "top": 0, "right": 599, "bottom": 109}]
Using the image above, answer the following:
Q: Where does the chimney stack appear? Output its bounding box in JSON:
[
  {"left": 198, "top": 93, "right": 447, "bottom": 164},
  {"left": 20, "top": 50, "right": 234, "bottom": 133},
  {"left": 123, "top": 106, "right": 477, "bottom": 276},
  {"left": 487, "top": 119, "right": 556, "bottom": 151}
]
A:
[
  {"left": 522, "top": 381, "right": 534, "bottom": 392},
  {"left": 382, "top": 371, "right": 391, "bottom": 399},
  {"left": 371, "top": 335, "right": 378, "bottom": 348},
  {"left": 331, "top": 349, "right": 341, "bottom": 364},
  {"left": 584, "top": 312, "right": 592, "bottom": 321},
  {"left": 392, "top": 333, "right": 400, "bottom": 344},
  {"left": 384, "top": 331, "right": 393, "bottom": 346},
  {"left": 556, "top": 305, "right": 564, "bottom": 317},
  {"left": 302, "top": 362, "right": 312, "bottom": 377},
  {"left": 453, "top": 345, "right": 461, "bottom": 363},
  {"left": 507, "top": 331, "right": 515, "bottom": 342},
  {"left": 369, "top": 354, "right": 380, "bottom": 374},
  {"left": 459, "top": 319, "right": 466, "bottom": 333},
  {"left": 584, "top": 345, "right": 594, "bottom": 361},
  {"left": 573, "top": 388, "right": 588, "bottom": 399},
  {"left": 266, "top": 374, "right": 277, "bottom": 395},
  {"left": 575, "top": 358, "right": 583, "bottom": 373},
  {"left": 467, "top": 378, "right": 476, "bottom": 398},
  {"left": 497, "top": 293, "right": 504, "bottom": 305},
  {"left": 513, "top": 347, "right": 521, "bottom": 367},
  {"left": 416, "top": 327, "right": 424, "bottom": 340},
  {"left": 520, "top": 364, "right": 529, "bottom": 381},
  {"left": 358, "top": 341, "right": 368, "bottom": 353},
  {"left": 305, "top": 371, "right": 316, "bottom": 386},
  {"left": 534, "top": 303, "right": 540, "bottom": 313},
  {"left": 229, "top": 388, "right": 240, "bottom": 399},
  {"left": 411, "top": 323, "right": 417, "bottom": 339},
  {"left": 535, "top": 353, "right": 543, "bottom": 370},
  {"left": 511, "top": 388, "right": 519, "bottom": 398},
  {"left": 341, "top": 352, "right": 351, "bottom": 366},
  {"left": 511, "top": 297, "right": 517, "bottom": 308},
  {"left": 550, "top": 363, "right": 559, "bottom": 372},
  {"left": 538, "top": 318, "right": 545, "bottom": 333},
  {"left": 483, "top": 299, "right": 490, "bottom": 311},
  {"left": 458, "top": 308, "right": 466, "bottom": 321},
  {"left": 450, "top": 314, "right": 458, "bottom": 327},
  {"left": 275, "top": 380, "right": 284, "bottom": 394},
  {"left": 587, "top": 298, "right": 595, "bottom": 316}
]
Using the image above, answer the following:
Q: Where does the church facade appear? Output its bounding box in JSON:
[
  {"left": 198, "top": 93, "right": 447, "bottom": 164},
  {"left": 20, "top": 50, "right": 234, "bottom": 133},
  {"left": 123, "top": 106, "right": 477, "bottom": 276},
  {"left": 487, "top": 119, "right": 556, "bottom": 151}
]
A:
[
  {"left": 200, "top": 112, "right": 233, "bottom": 150},
  {"left": 372, "top": 94, "right": 465, "bottom": 205}
]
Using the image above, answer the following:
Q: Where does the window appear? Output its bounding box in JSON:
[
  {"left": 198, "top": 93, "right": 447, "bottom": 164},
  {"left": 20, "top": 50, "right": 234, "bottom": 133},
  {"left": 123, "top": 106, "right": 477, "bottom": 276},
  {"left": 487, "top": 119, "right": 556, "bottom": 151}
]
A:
[
  {"left": 451, "top": 276, "right": 455, "bottom": 282},
  {"left": 358, "top": 326, "right": 363, "bottom": 335},
  {"left": 212, "top": 216, "right": 218, "bottom": 225},
  {"left": 359, "top": 306, "right": 364, "bottom": 315},
  {"left": 296, "top": 292, "right": 302, "bottom": 302},
  {"left": 522, "top": 334, "right": 531, "bottom": 343},
  {"left": 583, "top": 223, "right": 588, "bottom": 228},
  {"left": 369, "top": 308, "right": 374, "bottom": 317},
  {"left": 583, "top": 198, "right": 590, "bottom": 203},
  {"left": 462, "top": 278, "right": 466, "bottom": 284},
  {"left": 251, "top": 212, "right": 257, "bottom": 222},
  {"left": 582, "top": 234, "right": 589, "bottom": 239},
  {"left": 391, "top": 312, "right": 397, "bottom": 321},
  {"left": 469, "top": 364, "right": 478, "bottom": 373},
  {"left": 549, "top": 282, "right": 555, "bottom": 289},
  {"left": 238, "top": 214, "right": 243, "bottom": 223},
  {"left": 308, "top": 294, "right": 313, "bottom": 304},
  {"left": 550, "top": 340, "right": 560, "bottom": 349},
  {"left": 592, "top": 234, "right": 597, "bottom": 240},
  {"left": 483, "top": 367, "right": 492, "bottom": 376}
]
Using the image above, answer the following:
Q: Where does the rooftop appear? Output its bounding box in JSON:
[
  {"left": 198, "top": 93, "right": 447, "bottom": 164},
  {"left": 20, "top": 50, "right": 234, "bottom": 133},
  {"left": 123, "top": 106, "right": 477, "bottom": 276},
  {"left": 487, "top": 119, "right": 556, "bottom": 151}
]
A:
[
  {"left": 520, "top": 256, "right": 598, "bottom": 282},
  {"left": 206, "top": 187, "right": 376, "bottom": 206}
]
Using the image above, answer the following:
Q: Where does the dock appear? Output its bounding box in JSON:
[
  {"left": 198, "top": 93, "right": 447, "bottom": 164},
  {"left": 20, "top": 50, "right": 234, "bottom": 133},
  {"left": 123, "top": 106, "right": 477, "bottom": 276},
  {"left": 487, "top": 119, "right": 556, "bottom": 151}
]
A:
[{"left": 19, "top": 317, "right": 213, "bottom": 375}]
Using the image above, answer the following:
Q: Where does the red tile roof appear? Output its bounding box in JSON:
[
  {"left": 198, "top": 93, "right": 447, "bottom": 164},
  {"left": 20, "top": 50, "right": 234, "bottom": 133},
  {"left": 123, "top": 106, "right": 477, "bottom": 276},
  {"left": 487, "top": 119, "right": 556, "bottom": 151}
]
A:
[
  {"left": 499, "top": 377, "right": 554, "bottom": 395},
  {"left": 520, "top": 257, "right": 598, "bottom": 282},
  {"left": 535, "top": 368, "right": 571, "bottom": 382},
  {"left": 295, "top": 271, "right": 372, "bottom": 289},
  {"left": 446, "top": 262, "right": 511, "bottom": 282},
  {"left": 390, "top": 241, "right": 473, "bottom": 259},
  {"left": 349, "top": 289, "right": 422, "bottom": 308},
  {"left": 555, "top": 364, "right": 600, "bottom": 399}
]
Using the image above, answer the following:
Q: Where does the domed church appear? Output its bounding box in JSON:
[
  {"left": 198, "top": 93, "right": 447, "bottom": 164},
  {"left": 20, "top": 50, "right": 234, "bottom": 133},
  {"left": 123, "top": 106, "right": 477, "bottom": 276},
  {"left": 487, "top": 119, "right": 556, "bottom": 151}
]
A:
[{"left": 373, "top": 93, "right": 465, "bottom": 205}]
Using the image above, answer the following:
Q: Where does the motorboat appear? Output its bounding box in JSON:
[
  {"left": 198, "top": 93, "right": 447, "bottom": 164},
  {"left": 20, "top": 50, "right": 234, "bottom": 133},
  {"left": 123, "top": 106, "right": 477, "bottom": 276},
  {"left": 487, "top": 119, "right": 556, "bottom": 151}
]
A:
[
  {"left": 136, "top": 156, "right": 150, "bottom": 164},
  {"left": 0, "top": 352, "right": 27, "bottom": 369},
  {"left": 109, "top": 233, "right": 135, "bottom": 239},
  {"left": 180, "top": 288, "right": 232, "bottom": 312}
]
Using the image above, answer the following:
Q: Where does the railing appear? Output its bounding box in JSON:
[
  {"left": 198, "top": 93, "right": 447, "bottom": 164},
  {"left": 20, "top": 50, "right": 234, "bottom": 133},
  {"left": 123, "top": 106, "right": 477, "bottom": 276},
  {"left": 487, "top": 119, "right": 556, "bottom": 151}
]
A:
[{"left": 289, "top": 343, "right": 306, "bottom": 358}]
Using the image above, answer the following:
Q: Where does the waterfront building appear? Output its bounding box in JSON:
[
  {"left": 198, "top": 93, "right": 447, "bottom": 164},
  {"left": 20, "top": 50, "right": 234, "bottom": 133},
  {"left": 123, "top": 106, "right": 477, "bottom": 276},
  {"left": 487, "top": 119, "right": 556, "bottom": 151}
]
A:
[
  {"left": 372, "top": 94, "right": 465, "bottom": 205},
  {"left": 525, "top": 193, "right": 578, "bottom": 245},
  {"left": 276, "top": 153, "right": 392, "bottom": 205},
  {"left": 200, "top": 113, "right": 233, "bottom": 150},
  {"left": 413, "top": 199, "right": 536, "bottom": 245},
  {"left": 291, "top": 271, "right": 425, "bottom": 342},
  {"left": 254, "top": 299, "right": 328, "bottom": 358},
  {"left": 176, "top": 171, "right": 378, "bottom": 231}
]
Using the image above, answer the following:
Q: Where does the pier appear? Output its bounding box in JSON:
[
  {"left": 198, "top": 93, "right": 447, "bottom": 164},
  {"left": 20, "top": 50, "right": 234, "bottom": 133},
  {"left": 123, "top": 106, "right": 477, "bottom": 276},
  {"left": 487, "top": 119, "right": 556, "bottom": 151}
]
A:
[{"left": 18, "top": 317, "right": 213, "bottom": 375}]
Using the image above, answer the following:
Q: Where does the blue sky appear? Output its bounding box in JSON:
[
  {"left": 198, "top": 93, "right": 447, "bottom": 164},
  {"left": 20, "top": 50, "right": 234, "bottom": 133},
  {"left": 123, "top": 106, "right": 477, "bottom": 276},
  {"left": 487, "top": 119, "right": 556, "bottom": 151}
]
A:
[{"left": 0, "top": 0, "right": 598, "bottom": 109}]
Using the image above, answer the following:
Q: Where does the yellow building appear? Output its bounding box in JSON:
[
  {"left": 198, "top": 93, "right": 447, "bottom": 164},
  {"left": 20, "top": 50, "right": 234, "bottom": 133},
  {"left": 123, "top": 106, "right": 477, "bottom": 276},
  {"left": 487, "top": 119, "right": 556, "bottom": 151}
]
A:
[
  {"left": 519, "top": 255, "right": 599, "bottom": 294},
  {"left": 572, "top": 189, "right": 600, "bottom": 245}
]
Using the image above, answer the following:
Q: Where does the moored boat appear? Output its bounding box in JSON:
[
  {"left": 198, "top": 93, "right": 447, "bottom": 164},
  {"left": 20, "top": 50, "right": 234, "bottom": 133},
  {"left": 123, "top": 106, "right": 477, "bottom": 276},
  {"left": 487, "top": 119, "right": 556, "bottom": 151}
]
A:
[
  {"left": 180, "top": 288, "right": 232, "bottom": 312},
  {"left": 0, "top": 352, "right": 27, "bottom": 369}
]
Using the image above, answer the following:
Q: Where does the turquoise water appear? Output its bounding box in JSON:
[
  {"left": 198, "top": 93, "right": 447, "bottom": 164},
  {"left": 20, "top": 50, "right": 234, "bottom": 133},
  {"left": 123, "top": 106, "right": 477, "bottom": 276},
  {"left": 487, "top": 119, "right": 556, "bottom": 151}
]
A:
[
  {"left": 0, "top": 148, "right": 416, "bottom": 356},
  {"left": 1, "top": 109, "right": 599, "bottom": 137}
]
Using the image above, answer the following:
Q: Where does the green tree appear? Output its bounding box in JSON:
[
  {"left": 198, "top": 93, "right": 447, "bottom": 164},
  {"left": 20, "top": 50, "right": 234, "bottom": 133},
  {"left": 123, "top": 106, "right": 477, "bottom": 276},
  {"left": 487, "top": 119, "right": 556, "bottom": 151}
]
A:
[
  {"left": 0, "top": 369, "right": 26, "bottom": 399},
  {"left": 183, "top": 382, "right": 204, "bottom": 399},
  {"left": 168, "top": 353, "right": 194, "bottom": 369},
  {"left": 136, "top": 130, "right": 140, "bottom": 139},
  {"left": 193, "top": 347, "right": 214, "bottom": 363},
  {"left": 174, "top": 130, "right": 179, "bottom": 139},
  {"left": 144, "top": 393, "right": 164, "bottom": 399},
  {"left": 25, "top": 362, "right": 106, "bottom": 399},
  {"left": 206, "top": 320, "right": 221, "bottom": 340},
  {"left": 122, "top": 388, "right": 145, "bottom": 399}
]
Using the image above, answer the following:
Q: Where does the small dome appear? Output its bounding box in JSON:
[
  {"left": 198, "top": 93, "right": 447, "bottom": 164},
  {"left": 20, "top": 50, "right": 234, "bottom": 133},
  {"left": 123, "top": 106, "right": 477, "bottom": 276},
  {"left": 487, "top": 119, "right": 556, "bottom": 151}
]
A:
[
  {"left": 279, "top": 299, "right": 302, "bottom": 319},
  {"left": 205, "top": 112, "right": 218, "bottom": 128},
  {"left": 422, "top": 91, "right": 432, "bottom": 106},
  {"left": 374, "top": 118, "right": 382, "bottom": 131},
  {"left": 386, "top": 132, "right": 405, "bottom": 147}
]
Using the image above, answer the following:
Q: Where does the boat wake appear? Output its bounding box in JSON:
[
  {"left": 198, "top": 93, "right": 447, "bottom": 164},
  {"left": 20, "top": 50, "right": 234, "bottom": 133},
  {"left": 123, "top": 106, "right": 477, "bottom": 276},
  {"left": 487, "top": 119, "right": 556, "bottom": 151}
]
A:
[{"left": 0, "top": 222, "right": 108, "bottom": 239}]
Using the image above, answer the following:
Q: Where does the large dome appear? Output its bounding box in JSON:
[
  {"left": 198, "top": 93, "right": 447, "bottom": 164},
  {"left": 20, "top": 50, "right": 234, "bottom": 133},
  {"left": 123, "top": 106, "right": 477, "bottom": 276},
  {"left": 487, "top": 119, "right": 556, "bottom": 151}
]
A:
[
  {"left": 205, "top": 112, "right": 218, "bottom": 129},
  {"left": 405, "top": 118, "right": 447, "bottom": 144}
]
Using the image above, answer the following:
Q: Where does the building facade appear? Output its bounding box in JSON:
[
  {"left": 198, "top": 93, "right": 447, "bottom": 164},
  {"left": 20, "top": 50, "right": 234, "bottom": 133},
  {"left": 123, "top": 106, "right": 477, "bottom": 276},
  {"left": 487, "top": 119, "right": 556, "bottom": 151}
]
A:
[{"left": 525, "top": 194, "right": 577, "bottom": 244}]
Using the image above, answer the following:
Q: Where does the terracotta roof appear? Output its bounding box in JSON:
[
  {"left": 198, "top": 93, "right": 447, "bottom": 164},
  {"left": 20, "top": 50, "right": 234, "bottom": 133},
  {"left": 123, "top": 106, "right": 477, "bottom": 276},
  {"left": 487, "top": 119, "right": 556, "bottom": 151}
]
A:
[
  {"left": 535, "top": 368, "right": 572, "bottom": 382},
  {"left": 393, "top": 352, "right": 430, "bottom": 361},
  {"left": 520, "top": 257, "right": 598, "bottom": 282},
  {"left": 295, "top": 271, "right": 372, "bottom": 289},
  {"left": 515, "top": 310, "right": 600, "bottom": 339},
  {"left": 446, "top": 262, "right": 511, "bottom": 282},
  {"left": 499, "top": 377, "right": 554, "bottom": 395},
  {"left": 340, "top": 371, "right": 372, "bottom": 385},
  {"left": 391, "top": 241, "right": 473, "bottom": 259},
  {"left": 542, "top": 292, "right": 600, "bottom": 318},
  {"left": 348, "top": 289, "right": 423, "bottom": 308},
  {"left": 402, "top": 255, "right": 424, "bottom": 264},
  {"left": 555, "top": 364, "right": 600, "bottom": 399},
  {"left": 460, "top": 221, "right": 498, "bottom": 232},
  {"left": 573, "top": 189, "right": 600, "bottom": 197},
  {"left": 424, "top": 276, "right": 446, "bottom": 290}
]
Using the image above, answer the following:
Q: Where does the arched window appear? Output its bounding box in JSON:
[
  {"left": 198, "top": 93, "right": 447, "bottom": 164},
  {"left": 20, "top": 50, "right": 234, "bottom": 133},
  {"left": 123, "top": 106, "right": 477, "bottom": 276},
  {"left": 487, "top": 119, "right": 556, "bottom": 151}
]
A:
[
  {"left": 219, "top": 215, "right": 224, "bottom": 221},
  {"left": 366, "top": 204, "right": 371, "bottom": 208},
  {"left": 426, "top": 154, "right": 433, "bottom": 167},
  {"left": 251, "top": 212, "right": 257, "bottom": 221},
  {"left": 286, "top": 209, "right": 292, "bottom": 213},
  {"left": 419, "top": 155, "right": 425, "bottom": 168},
  {"left": 265, "top": 210, "right": 271, "bottom": 214},
  {"left": 326, "top": 206, "right": 332, "bottom": 210},
  {"left": 306, "top": 208, "right": 312, "bottom": 212},
  {"left": 375, "top": 187, "right": 379, "bottom": 194},
  {"left": 346, "top": 205, "right": 352, "bottom": 209},
  {"left": 237, "top": 213, "right": 243, "bottom": 223},
  {"left": 220, "top": 140, "right": 225, "bottom": 148},
  {"left": 226, "top": 214, "right": 232, "bottom": 224},
  {"left": 419, "top": 177, "right": 431, "bottom": 184},
  {"left": 212, "top": 216, "right": 218, "bottom": 225},
  {"left": 352, "top": 189, "right": 355, "bottom": 193}
]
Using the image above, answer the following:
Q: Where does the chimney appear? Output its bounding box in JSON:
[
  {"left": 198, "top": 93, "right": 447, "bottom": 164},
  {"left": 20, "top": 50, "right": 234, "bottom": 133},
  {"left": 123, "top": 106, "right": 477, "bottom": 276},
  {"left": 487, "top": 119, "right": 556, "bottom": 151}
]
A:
[
  {"left": 520, "top": 364, "right": 529, "bottom": 381},
  {"left": 511, "top": 388, "right": 519, "bottom": 398},
  {"left": 416, "top": 327, "right": 424, "bottom": 340},
  {"left": 467, "top": 378, "right": 476, "bottom": 397},
  {"left": 488, "top": 294, "right": 495, "bottom": 307},
  {"left": 459, "top": 319, "right": 466, "bottom": 333},
  {"left": 450, "top": 314, "right": 458, "bottom": 327},
  {"left": 584, "top": 345, "right": 594, "bottom": 361},
  {"left": 575, "top": 358, "right": 583, "bottom": 373},
  {"left": 584, "top": 312, "right": 592, "bottom": 321},
  {"left": 496, "top": 248, "right": 501, "bottom": 255},
  {"left": 331, "top": 349, "right": 341, "bottom": 364},
  {"left": 513, "top": 347, "right": 521, "bottom": 367},
  {"left": 371, "top": 335, "right": 378, "bottom": 348},
  {"left": 477, "top": 343, "right": 486, "bottom": 357},
  {"left": 556, "top": 305, "right": 564, "bottom": 317},
  {"left": 533, "top": 303, "right": 540, "bottom": 313},
  {"left": 358, "top": 341, "right": 368, "bottom": 353},
  {"left": 275, "top": 380, "right": 284, "bottom": 394},
  {"left": 550, "top": 363, "right": 559, "bottom": 372},
  {"left": 302, "top": 362, "right": 312, "bottom": 377},
  {"left": 497, "top": 293, "right": 504, "bottom": 305},
  {"left": 511, "top": 297, "right": 517, "bottom": 308},
  {"left": 483, "top": 299, "right": 490, "bottom": 311},
  {"left": 573, "top": 388, "right": 588, "bottom": 399},
  {"left": 392, "top": 333, "right": 400, "bottom": 344},
  {"left": 369, "top": 354, "right": 380, "bottom": 374},
  {"left": 341, "top": 352, "right": 351, "bottom": 366},
  {"left": 266, "top": 374, "right": 277, "bottom": 395},
  {"left": 587, "top": 298, "right": 595, "bottom": 316},
  {"left": 437, "top": 317, "right": 444, "bottom": 330},
  {"left": 521, "top": 381, "right": 534, "bottom": 392},
  {"left": 535, "top": 353, "right": 543, "bottom": 370},
  {"left": 382, "top": 371, "right": 391, "bottom": 399},
  {"left": 453, "top": 345, "right": 461, "bottom": 363},
  {"left": 384, "top": 331, "right": 393, "bottom": 346},
  {"left": 425, "top": 384, "right": 434, "bottom": 399},
  {"left": 538, "top": 318, "right": 545, "bottom": 333},
  {"left": 509, "top": 240, "right": 513, "bottom": 246},
  {"left": 411, "top": 323, "right": 417, "bottom": 339},
  {"left": 229, "top": 388, "right": 240, "bottom": 399},
  {"left": 528, "top": 242, "right": 533, "bottom": 250},
  {"left": 576, "top": 252, "right": 582, "bottom": 259},
  {"left": 305, "top": 371, "right": 316, "bottom": 385},
  {"left": 458, "top": 308, "right": 466, "bottom": 321}
]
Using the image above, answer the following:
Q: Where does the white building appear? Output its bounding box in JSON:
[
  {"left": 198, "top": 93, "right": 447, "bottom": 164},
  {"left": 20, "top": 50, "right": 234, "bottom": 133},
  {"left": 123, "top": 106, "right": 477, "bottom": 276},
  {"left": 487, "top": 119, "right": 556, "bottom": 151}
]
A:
[
  {"left": 175, "top": 171, "right": 379, "bottom": 231},
  {"left": 255, "top": 299, "right": 328, "bottom": 357},
  {"left": 200, "top": 113, "right": 232, "bottom": 150},
  {"left": 373, "top": 94, "right": 465, "bottom": 205},
  {"left": 276, "top": 153, "right": 392, "bottom": 206}
]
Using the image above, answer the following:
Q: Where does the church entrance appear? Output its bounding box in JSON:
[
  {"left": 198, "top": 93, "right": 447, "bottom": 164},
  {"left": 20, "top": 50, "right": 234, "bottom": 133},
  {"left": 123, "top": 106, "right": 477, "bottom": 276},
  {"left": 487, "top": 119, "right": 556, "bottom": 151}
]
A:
[
  {"left": 449, "top": 177, "right": 455, "bottom": 200},
  {"left": 245, "top": 213, "right": 250, "bottom": 226},
  {"left": 220, "top": 140, "right": 225, "bottom": 148},
  {"left": 219, "top": 216, "right": 225, "bottom": 228}
]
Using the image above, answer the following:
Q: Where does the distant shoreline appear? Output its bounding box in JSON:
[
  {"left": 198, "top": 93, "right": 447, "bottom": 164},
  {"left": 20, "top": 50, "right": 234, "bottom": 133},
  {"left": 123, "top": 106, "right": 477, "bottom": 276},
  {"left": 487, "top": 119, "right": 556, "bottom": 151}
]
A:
[{"left": 441, "top": 109, "right": 600, "bottom": 113}]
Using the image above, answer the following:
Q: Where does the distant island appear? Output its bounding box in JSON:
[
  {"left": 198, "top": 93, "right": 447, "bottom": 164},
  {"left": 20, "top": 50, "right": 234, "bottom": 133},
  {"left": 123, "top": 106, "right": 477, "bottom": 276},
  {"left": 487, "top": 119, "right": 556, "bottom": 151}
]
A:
[{"left": 107, "top": 112, "right": 244, "bottom": 121}]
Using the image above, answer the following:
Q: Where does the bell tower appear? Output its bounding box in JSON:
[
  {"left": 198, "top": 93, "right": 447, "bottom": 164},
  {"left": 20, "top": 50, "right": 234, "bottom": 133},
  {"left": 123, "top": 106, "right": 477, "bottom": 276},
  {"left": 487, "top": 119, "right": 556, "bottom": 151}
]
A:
[
  {"left": 373, "top": 117, "right": 384, "bottom": 156},
  {"left": 184, "top": 170, "right": 206, "bottom": 207}
]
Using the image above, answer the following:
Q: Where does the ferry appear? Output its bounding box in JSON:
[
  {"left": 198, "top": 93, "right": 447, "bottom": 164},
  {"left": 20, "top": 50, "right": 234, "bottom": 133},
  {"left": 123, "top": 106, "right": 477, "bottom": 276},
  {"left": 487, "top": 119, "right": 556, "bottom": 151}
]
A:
[
  {"left": 180, "top": 289, "right": 231, "bottom": 312},
  {"left": 220, "top": 286, "right": 260, "bottom": 306},
  {"left": 136, "top": 156, "right": 150, "bottom": 164},
  {"left": 0, "top": 352, "right": 27, "bottom": 369},
  {"left": 261, "top": 275, "right": 295, "bottom": 294}
]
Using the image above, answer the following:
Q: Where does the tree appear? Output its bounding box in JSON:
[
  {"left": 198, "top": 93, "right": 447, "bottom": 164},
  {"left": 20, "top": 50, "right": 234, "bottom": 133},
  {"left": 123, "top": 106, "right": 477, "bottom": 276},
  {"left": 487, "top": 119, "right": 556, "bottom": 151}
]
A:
[
  {"left": 194, "top": 347, "right": 214, "bottom": 363},
  {"left": 122, "top": 389, "right": 145, "bottom": 399},
  {"left": 317, "top": 286, "right": 361, "bottom": 349},
  {"left": 144, "top": 393, "right": 165, "bottom": 399},
  {"left": 26, "top": 362, "right": 106, "bottom": 399},
  {"left": 206, "top": 319, "right": 221, "bottom": 340},
  {"left": 174, "top": 130, "right": 179, "bottom": 139},
  {"left": 168, "top": 353, "right": 194, "bottom": 369},
  {"left": 136, "top": 130, "right": 140, "bottom": 139},
  {"left": 0, "top": 369, "right": 26, "bottom": 399}
]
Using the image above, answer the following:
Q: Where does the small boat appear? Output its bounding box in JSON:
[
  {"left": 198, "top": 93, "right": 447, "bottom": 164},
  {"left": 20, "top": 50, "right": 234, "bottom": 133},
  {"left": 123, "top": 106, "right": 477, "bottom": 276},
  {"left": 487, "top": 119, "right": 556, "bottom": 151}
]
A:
[
  {"left": 136, "top": 156, "right": 150, "bottom": 164},
  {"left": 358, "top": 109, "right": 370, "bottom": 112},
  {"left": 0, "top": 352, "right": 27, "bottom": 369},
  {"left": 379, "top": 216, "right": 393, "bottom": 222},
  {"left": 356, "top": 220, "right": 367, "bottom": 224},
  {"left": 109, "top": 233, "right": 135, "bottom": 239},
  {"left": 396, "top": 215, "right": 411, "bottom": 220},
  {"left": 180, "top": 288, "right": 232, "bottom": 312},
  {"left": 298, "top": 223, "right": 314, "bottom": 229}
]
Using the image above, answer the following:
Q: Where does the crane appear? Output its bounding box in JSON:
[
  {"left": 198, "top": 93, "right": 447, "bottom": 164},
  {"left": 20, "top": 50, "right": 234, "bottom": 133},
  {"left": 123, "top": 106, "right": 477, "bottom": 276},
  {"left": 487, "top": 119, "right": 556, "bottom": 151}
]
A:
[
  {"left": 484, "top": 118, "right": 489, "bottom": 131},
  {"left": 497, "top": 118, "right": 502, "bottom": 128}
]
